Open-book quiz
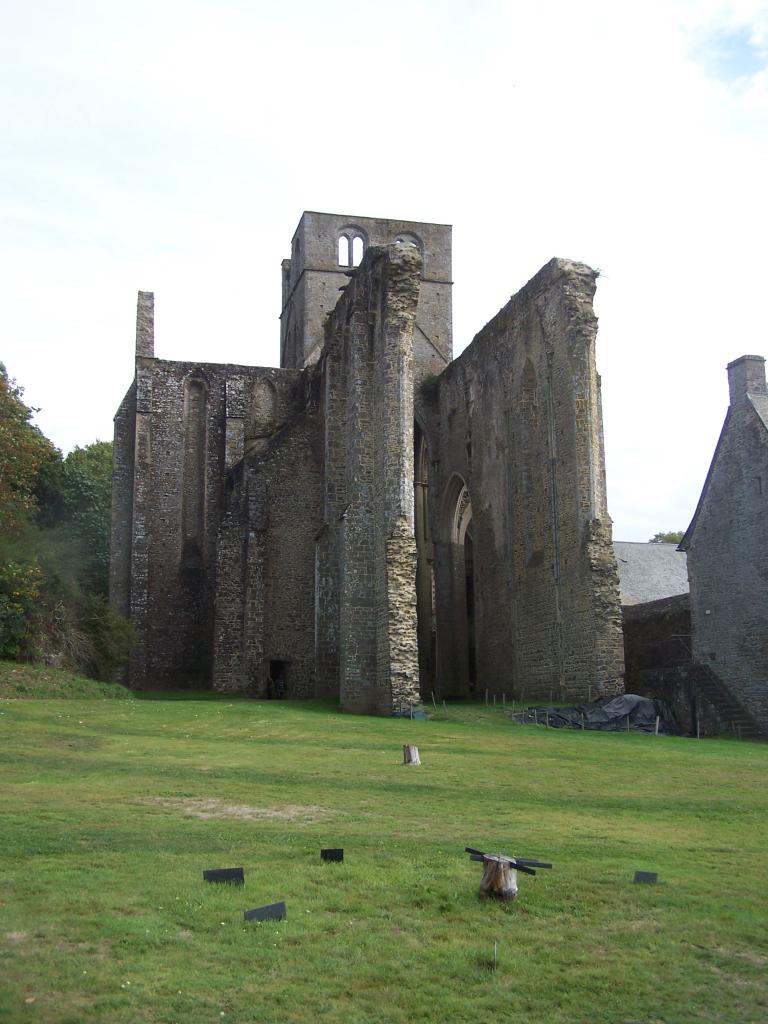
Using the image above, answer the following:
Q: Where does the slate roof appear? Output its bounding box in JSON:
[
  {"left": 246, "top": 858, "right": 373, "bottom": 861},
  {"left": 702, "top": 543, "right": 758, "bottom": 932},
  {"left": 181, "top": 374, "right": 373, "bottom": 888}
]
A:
[{"left": 613, "top": 542, "right": 689, "bottom": 606}]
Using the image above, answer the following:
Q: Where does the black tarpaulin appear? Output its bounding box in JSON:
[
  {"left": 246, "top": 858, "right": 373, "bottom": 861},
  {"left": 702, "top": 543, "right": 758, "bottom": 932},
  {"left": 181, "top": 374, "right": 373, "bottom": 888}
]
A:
[{"left": 511, "top": 693, "right": 681, "bottom": 734}]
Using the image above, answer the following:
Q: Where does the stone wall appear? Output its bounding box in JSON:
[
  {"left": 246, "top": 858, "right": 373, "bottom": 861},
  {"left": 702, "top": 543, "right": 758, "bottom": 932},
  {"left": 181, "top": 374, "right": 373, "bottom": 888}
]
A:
[
  {"left": 213, "top": 373, "right": 322, "bottom": 696},
  {"left": 683, "top": 355, "right": 768, "bottom": 731},
  {"left": 428, "top": 259, "right": 624, "bottom": 700},
  {"left": 622, "top": 593, "right": 691, "bottom": 690},
  {"left": 316, "top": 243, "right": 422, "bottom": 713},
  {"left": 109, "top": 383, "right": 136, "bottom": 627},
  {"left": 111, "top": 294, "right": 308, "bottom": 688}
]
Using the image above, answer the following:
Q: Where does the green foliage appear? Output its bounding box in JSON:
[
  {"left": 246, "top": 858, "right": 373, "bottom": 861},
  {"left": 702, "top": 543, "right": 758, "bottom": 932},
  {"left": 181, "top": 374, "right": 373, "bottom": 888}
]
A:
[
  {"left": 0, "top": 363, "right": 122, "bottom": 676},
  {"left": 0, "top": 364, "right": 55, "bottom": 535},
  {"left": 0, "top": 559, "right": 43, "bottom": 658},
  {"left": 649, "top": 530, "right": 685, "bottom": 544},
  {"left": 34, "top": 440, "right": 113, "bottom": 595},
  {"left": 78, "top": 594, "right": 135, "bottom": 681},
  {"left": 0, "top": 700, "right": 766, "bottom": 1023},
  {"left": 419, "top": 372, "right": 441, "bottom": 398},
  {"left": 0, "top": 526, "right": 132, "bottom": 678}
]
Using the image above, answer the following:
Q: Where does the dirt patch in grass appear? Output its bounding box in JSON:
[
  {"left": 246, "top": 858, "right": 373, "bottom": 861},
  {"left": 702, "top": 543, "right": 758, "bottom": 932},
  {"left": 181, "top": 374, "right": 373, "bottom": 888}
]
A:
[
  {"left": 4, "top": 931, "right": 29, "bottom": 943},
  {"left": 142, "top": 797, "right": 329, "bottom": 822},
  {"left": 59, "top": 735, "right": 105, "bottom": 751},
  {"left": 714, "top": 947, "right": 768, "bottom": 965}
]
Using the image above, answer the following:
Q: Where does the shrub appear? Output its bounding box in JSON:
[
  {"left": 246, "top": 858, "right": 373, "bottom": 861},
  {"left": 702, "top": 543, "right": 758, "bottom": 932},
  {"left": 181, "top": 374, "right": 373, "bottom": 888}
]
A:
[
  {"left": 78, "top": 595, "right": 134, "bottom": 681},
  {"left": 420, "top": 373, "right": 441, "bottom": 399},
  {"left": 0, "top": 560, "right": 43, "bottom": 659}
]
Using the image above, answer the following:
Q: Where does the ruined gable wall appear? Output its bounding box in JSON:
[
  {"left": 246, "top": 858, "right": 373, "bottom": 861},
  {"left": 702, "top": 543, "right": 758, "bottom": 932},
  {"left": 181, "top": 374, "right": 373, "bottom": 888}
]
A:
[
  {"left": 317, "top": 243, "right": 422, "bottom": 713},
  {"left": 687, "top": 386, "right": 768, "bottom": 730},
  {"left": 432, "top": 259, "right": 624, "bottom": 699}
]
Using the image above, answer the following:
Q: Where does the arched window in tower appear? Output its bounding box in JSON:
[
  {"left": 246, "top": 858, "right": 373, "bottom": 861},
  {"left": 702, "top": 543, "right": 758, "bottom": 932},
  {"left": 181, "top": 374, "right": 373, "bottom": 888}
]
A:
[{"left": 337, "top": 227, "right": 367, "bottom": 267}]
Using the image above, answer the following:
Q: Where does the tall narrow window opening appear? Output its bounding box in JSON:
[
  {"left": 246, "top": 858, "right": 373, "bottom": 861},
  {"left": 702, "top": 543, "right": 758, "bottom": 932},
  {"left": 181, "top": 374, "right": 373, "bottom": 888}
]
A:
[{"left": 182, "top": 377, "right": 207, "bottom": 566}]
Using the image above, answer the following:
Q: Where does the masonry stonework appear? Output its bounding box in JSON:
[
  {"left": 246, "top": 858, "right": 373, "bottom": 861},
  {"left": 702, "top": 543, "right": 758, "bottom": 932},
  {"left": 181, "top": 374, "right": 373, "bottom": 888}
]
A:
[
  {"left": 110, "top": 212, "right": 625, "bottom": 711},
  {"left": 422, "top": 260, "right": 623, "bottom": 700},
  {"left": 681, "top": 355, "right": 768, "bottom": 733}
]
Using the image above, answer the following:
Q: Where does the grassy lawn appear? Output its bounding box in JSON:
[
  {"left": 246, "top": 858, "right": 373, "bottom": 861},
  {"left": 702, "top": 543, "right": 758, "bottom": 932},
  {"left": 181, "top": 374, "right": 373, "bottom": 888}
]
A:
[{"left": 1, "top": 666, "right": 766, "bottom": 1023}]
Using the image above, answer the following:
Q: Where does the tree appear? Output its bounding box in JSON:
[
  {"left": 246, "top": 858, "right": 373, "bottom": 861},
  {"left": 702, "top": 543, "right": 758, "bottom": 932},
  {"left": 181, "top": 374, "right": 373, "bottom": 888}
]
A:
[
  {"left": 60, "top": 442, "right": 112, "bottom": 595},
  {"left": 0, "top": 365, "right": 124, "bottom": 672},
  {"left": 649, "top": 530, "right": 684, "bottom": 544},
  {"left": 0, "top": 364, "right": 56, "bottom": 535},
  {"left": 34, "top": 441, "right": 113, "bottom": 595}
]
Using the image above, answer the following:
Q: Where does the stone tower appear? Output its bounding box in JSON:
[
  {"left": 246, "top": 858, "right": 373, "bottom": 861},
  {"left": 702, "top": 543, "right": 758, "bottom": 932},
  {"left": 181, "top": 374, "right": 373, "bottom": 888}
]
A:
[{"left": 279, "top": 211, "right": 453, "bottom": 380}]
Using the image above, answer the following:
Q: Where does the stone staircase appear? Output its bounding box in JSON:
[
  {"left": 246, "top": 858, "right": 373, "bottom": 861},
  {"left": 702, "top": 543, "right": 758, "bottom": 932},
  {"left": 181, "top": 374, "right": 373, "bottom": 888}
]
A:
[
  {"left": 636, "top": 634, "right": 765, "bottom": 739},
  {"left": 687, "top": 662, "right": 765, "bottom": 740}
]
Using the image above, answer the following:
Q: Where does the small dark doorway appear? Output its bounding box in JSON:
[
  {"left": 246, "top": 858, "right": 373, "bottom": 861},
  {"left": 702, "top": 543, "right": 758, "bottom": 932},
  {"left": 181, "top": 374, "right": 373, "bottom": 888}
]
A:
[{"left": 268, "top": 659, "right": 289, "bottom": 699}]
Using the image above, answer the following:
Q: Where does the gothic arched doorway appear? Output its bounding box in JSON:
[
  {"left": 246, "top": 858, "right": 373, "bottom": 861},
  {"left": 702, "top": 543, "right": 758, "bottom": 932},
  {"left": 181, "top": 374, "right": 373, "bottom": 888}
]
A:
[{"left": 434, "top": 474, "right": 475, "bottom": 698}]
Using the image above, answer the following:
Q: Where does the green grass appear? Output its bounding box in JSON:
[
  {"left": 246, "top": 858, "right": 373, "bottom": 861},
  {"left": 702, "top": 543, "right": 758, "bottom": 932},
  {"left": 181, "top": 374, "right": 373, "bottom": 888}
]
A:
[
  {"left": 1, "top": 668, "right": 766, "bottom": 1023},
  {"left": 0, "top": 661, "right": 132, "bottom": 699}
]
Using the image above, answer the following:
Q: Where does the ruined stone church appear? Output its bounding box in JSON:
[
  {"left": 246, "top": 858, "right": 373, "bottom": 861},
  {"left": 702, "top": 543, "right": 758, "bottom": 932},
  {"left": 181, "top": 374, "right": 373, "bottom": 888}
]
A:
[{"left": 110, "top": 212, "right": 625, "bottom": 713}]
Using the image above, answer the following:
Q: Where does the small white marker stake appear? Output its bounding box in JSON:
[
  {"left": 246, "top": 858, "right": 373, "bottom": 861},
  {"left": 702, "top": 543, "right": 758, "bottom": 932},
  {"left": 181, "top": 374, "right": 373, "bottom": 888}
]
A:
[{"left": 403, "top": 744, "right": 421, "bottom": 766}]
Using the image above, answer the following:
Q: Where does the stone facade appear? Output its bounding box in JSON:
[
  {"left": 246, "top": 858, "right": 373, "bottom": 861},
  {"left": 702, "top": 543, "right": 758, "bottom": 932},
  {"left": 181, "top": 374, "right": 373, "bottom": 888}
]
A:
[
  {"left": 419, "top": 259, "right": 624, "bottom": 700},
  {"left": 680, "top": 355, "right": 768, "bottom": 733},
  {"left": 110, "top": 212, "right": 625, "bottom": 711}
]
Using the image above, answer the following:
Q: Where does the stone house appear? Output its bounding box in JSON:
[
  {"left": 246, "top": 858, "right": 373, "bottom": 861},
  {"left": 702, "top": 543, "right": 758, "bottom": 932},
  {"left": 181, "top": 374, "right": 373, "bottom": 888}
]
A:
[
  {"left": 679, "top": 355, "right": 768, "bottom": 734},
  {"left": 110, "top": 212, "right": 625, "bottom": 713}
]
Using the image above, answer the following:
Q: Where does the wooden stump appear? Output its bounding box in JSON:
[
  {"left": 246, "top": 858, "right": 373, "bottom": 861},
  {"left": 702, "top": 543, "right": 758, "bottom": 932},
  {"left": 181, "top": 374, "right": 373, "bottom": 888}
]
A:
[
  {"left": 403, "top": 744, "right": 421, "bottom": 765},
  {"left": 478, "top": 854, "right": 518, "bottom": 901}
]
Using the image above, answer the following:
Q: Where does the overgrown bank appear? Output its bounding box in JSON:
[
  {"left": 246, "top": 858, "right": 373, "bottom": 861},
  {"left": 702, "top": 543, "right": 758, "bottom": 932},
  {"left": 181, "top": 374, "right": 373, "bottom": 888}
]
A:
[{"left": 0, "top": 364, "right": 131, "bottom": 678}]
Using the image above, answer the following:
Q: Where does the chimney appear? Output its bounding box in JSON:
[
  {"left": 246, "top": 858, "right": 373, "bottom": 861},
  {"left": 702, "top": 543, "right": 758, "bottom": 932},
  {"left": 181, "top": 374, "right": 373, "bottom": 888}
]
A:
[
  {"left": 727, "top": 354, "right": 766, "bottom": 407},
  {"left": 136, "top": 291, "right": 155, "bottom": 359}
]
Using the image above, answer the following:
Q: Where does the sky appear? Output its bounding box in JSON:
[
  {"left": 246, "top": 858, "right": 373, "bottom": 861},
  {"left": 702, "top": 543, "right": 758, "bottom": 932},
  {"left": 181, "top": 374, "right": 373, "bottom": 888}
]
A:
[{"left": 2, "top": 0, "right": 767, "bottom": 541}]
